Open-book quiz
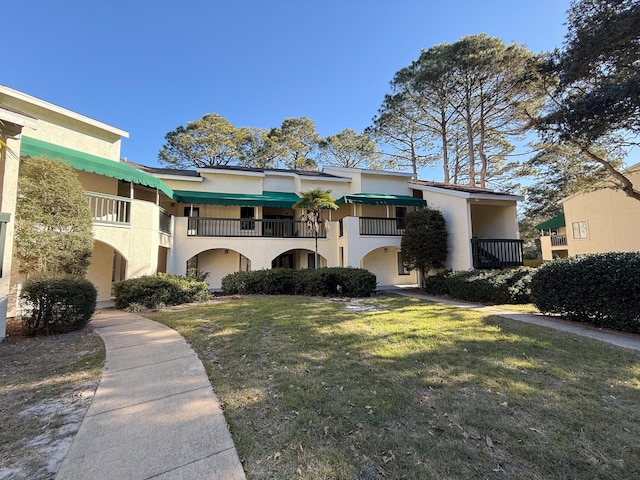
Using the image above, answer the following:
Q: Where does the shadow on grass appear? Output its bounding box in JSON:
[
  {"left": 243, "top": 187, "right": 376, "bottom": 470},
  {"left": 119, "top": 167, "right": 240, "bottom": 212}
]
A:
[{"left": 146, "top": 296, "right": 640, "bottom": 480}]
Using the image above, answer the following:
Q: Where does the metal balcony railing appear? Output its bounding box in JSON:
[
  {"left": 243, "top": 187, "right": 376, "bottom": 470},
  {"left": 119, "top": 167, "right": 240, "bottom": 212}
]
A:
[
  {"left": 359, "top": 217, "right": 405, "bottom": 236},
  {"left": 471, "top": 238, "right": 524, "bottom": 269},
  {"left": 186, "top": 217, "right": 326, "bottom": 238}
]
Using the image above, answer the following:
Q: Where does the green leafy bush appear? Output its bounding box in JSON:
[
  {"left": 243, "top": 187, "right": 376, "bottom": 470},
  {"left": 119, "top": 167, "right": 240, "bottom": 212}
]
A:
[
  {"left": 422, "top": 271, "right": 451, "bottom": 296},
  {"left": 114, "top": 274, "right": 211, "bottom": 309},
  {"left": 432, "top": 268, "right": 534, "bottom": 304},
  {"left": 530, "top": 252, "right": 640, "bottom": 333},
  {"left": 221, "top": 267, "right": 377, "bottom": 297},
  {"left": 21, "top": 276, "right": 97, "bottom": 336}
]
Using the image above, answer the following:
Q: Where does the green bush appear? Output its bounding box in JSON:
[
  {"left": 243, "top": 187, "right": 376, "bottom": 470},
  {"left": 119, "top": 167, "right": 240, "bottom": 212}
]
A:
[
  {"left": 21, "top": 276, "right": 97, "bottom": 336},
  {"left": 221, "top": 267, "right": 377, "bottom": 297},
  {"left": 530, "top": 252, "right": 640, "bottom": 333},
  {"left": 422, "top": 271, "right": 451, "bottom": 296},
  {"left": 113, "top": 273, "right": 211, "bottom": 309},
  {"left": 441, "top": 268, "right": 534, "bottom": 304}
]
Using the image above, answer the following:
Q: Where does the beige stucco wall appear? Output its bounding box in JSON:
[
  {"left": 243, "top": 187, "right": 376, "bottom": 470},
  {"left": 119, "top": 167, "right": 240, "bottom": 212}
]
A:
[
  {"left": 0, "top": 94, "right": 123, "bottom": 162},
  {"left": 361, "top": 246, "right": 418, "bottom": 287},
  {"left": 470, "top": 203, "right": 519, "bottom": 238},
  {"left": 0, "top": 135, "right": 21, "bottom": 338},
  {"left": 562, "top": 172, "right": 640, "bottom": 255},
  {"left": 90, "top": 199, "right": 163, "bottom": 301},
  {"left": 420, "top": 190, "right": 473, "bottom": 270}
]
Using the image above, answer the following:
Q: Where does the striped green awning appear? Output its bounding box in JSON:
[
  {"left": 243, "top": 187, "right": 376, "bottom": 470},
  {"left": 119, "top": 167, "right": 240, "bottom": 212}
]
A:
[
  {"left": 173, "top": 190, "right": 301, "bottom": 207},
  {"left": 20, "top": 136, "right": 174, "bottom": 198},
  {"left": 535, "top": 214, "right": 565, "bottom": 230},
  {"left": 336, "top": 193, "right": 426, "bottom": 206}
]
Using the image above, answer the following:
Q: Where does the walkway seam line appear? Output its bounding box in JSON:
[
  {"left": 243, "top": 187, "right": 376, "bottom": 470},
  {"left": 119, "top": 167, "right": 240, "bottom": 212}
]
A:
[{"left": 144, "top": 446, "right": 238, "bottom": 479}]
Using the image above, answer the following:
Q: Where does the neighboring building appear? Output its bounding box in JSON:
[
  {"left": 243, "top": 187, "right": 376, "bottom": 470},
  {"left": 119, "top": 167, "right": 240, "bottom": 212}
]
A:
[
  {"left": 0, "top": 85, "right": 524, "bottom": 339},
  {"left": 536, "top": 166, "right": 640, "bottom": 260}
]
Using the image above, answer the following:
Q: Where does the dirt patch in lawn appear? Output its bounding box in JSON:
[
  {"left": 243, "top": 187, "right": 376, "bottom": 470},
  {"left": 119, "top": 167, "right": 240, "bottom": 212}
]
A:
[{"left": 0, "top": 318, "right": 104, "bottom": 480}]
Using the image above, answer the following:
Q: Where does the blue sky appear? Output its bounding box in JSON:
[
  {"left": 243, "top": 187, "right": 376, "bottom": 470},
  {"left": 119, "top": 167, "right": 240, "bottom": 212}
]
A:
[{"left": 4, "top": 1, "right": 574, "bottom": 180}]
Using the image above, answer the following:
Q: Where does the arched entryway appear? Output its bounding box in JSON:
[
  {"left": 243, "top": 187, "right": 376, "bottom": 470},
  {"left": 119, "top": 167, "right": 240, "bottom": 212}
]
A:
[
  {"left": 86, "top": 240, "right": 128, "bottom": 301},
  {"left": 361, "top": 246, "right": 417, "bottom": 288},
  {"left": 271, "top": 249, "right": 327, "bottom": 269}
]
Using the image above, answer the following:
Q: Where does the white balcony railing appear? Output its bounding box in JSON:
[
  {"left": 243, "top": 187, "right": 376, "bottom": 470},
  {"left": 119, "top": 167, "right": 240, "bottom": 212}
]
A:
[{"left": 86, "top": 192, "right": 130, "bottom": 225}]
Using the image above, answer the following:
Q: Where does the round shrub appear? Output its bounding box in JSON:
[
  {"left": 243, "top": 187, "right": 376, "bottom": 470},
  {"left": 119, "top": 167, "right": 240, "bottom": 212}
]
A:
[
  {"left": 443, "top": 267, "right": 533, "bottom": 304},
  {"left": 113, "top": 273, "right": 210, "bottom": 309},
  {"left": 21, "top": 276, "right": 97, "bottom": 336},
  {"left": 530, "top": 252, "right": 640, "bottom": 333}
]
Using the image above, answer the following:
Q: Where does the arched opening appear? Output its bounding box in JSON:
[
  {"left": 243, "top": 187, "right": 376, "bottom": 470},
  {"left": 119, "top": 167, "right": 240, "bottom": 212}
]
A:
[
  {"left": 86, "top": 240, "right": 128, "bottom": 301},
  {"left": 361, "top": 246, "right": 417, "bottom": 288},
  {"left": 186, "top": 248, "right": 251, "bottom": 290},
  {"left": 271, "top": 249, "right": 327, "bottom": 270}
]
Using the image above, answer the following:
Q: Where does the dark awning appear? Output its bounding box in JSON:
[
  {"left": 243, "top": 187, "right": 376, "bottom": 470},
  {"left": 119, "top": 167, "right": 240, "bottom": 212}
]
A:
[
  {"left": 535, "top": 214, "right": 565, "bottom": 230},
  {"left": 336, "top": 193, "right": 426, "bottom": 206},
  {"left": 173, "top": 190, "right": 301, "bottom": 208},
  {"left": 20, "top": 136, "right": 174, "bottom": 197}
]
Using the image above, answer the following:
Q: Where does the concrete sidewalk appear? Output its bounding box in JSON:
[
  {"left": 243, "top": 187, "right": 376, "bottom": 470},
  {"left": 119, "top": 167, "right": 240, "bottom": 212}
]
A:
[
  {"left": 56, "top": 309, "right": 246, "bottom": 480},
  {"left": 391, "top": 289, "right": 640, "bottom": 352}
]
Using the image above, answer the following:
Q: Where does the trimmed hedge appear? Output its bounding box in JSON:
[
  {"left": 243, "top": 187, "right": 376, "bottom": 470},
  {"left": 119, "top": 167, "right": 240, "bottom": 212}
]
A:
[
  {"left": 21, "top": 276, "right": 97, "bottom": 336},
  {"left": 221, "top": 267, "right": 377, "bottom": 297},
  {"left": 530, "top": 252, "right": 640, "bottom": 333},
  {"left": 423, "top": 268, "right": 534, "bottom": 304},
  {"left": 113, "top": 273, "right": 211, "bottom": 309}
]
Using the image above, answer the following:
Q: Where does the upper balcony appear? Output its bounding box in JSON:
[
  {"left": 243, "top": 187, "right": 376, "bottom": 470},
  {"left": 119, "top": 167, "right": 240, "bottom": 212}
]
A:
[
  {"left": 87, "top": 191, "right": 172, "bottom": 235},
  {"left": 184, "top": 217, "right": 325, "bottom": 238}
]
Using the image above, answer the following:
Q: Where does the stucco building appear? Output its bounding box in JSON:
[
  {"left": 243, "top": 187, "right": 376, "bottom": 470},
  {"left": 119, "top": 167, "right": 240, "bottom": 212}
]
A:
[
  {"left": 0, "top": 85, "right": 524, "bottom": 339},
  {"left": 536, "top": 166, "right": 640, "bottom": 261}
]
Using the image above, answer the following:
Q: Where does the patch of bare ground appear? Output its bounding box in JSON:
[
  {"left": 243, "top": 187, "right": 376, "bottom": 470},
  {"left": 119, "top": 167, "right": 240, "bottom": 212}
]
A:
[{"left": 0, "top": 318, "right": 104, "bottom": 480}]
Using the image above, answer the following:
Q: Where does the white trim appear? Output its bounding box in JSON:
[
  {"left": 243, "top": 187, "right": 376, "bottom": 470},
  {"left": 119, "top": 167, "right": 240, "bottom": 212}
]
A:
[
  {"left": 0, "top": 107, "right": 38, "bottom": 130},
  {"left": 0, "top": 85, "right": 129, "bottom": 138},
  {"left": 265, "top": 170, "right": 351, "bottom": 182},
  {"left": 324, "top": 166, "right": 414, "bottom": 178},
  {"left": 197, "top": 168, "right": 265, "bottom": 178},
  {"left": 153, "top": 173, "right": 203, "bottom": 182},
  {"left": 412, "top": 183, "right": 523, "bottom": 202}
]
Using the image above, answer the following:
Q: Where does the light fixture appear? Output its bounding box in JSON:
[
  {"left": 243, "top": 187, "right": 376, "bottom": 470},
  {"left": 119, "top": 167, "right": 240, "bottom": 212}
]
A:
[
  {"left": 383, "top": 247, "right": 388, "bottom": 253},
  {"left": 224, "top": 249, "right": 229, "bottom": 254}
]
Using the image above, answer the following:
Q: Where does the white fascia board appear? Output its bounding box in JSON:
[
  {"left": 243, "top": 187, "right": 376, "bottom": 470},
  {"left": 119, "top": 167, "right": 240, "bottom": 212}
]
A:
[
  {"left": 325, "top": 166, "right": 414, "bottom": 178},
  {"left": 0, "top": 107, "right": 38, "bottom": 129},
  {"left": 0, "top": 85, "right": 129, "bottom": 138},
  {"left": 412, "top": 184, "right": 523, "bottom": 202},
  {"left": 153, "top": 173, "right": 203, "bottom": 182},
  {"left": 266, "top": 170, "right": 352, "bottom": 182},
  {"left": 197, "top": 168, "right": 265, "bottom": 178}
]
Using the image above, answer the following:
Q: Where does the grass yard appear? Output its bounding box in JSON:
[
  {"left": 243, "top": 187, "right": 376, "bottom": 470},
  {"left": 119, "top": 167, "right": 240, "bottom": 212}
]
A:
[
  {"left": 146, "top": 295, "right": 640, "bottom": 480},
  {"left": 0, "top": 319, "right": 104, "bottom": 479}
]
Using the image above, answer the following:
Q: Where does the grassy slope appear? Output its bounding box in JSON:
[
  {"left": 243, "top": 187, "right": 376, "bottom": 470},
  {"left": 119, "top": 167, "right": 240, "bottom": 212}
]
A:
[{"left": 147, "top": 295, "right": 640, "bottom": 480}]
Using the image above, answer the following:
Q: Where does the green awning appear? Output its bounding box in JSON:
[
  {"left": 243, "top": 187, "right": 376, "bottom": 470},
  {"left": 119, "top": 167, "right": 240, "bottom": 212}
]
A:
[
  {"left": 535, "top": 214, "right": 565, "bottom": 230},
  {"left": 336, "top": 193, "right": 426, "bottom": 207},
  {"left": 173, "top": 190, "right": 301, "bottom": 207},
  {"left": 20, "top": 136, "right": 174, "bottom": 198}
]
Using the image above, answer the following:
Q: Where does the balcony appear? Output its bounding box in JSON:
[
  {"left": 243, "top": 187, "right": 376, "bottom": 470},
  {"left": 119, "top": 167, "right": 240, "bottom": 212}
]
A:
[
  {"left": 551, "top": 234, "right": 567, "bottom": 247},
  {"left": 87, "top": 191, "right": 130, "bottom": 225},
  {"left": 471, "top": 238, "right": 524, "bottom": 269},
  {"left": 359, "top": 217, "right": 405, "bottom": 236},
  {"left": 186, "top": 217, "right": 326, "bottom": 238}
]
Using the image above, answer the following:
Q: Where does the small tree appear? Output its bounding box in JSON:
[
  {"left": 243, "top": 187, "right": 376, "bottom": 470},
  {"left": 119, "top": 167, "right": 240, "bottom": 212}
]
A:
[
  {"left": 401, "top": 208, "right": 448, "bottom": 286},
  {"left": 293, "top": 189, "right": 338, "bottom": 269},
  {"left": 15, "top": 157, "right": 93, "bottom": 276}
]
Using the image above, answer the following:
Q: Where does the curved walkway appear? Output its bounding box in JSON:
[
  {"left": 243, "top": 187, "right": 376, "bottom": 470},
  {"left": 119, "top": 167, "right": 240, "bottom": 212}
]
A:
[
  {"left": 56, "top": 309, "right": 246, "bottom": 480},
  {"left": 392, "top": 289, "right": 640, "bottom": 352}
]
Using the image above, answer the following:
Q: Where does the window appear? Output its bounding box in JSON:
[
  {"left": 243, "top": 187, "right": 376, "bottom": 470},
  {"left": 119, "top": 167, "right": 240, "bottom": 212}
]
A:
[
  {"left": 572, "top": 221, "right": 588, "bottom": 239},
  {"left": 308, "top": 253, "right": 315, "bottom": 269},
  {"left": 184, "top": 207, "right": 199, "bottom": 236},
  {"left": 186, "top": 255, "right": 198, "bottom": 276},
  {"left": 397, "top": 252, "right": 410, "bottom": 275},
  {"left": 240, "top": 206, "right": 255, "bottom": 230},
  {"left": 395, "top": 206, "right": 407, "bottom": 230},
  {"left": 239, "top": 254, "right": 251, "bottom": 272}
]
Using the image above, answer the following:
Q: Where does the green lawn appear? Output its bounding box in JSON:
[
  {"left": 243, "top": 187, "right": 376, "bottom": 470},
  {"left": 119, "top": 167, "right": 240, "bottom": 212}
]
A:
[{"left": 146, "top": 295, "right": 640, "bottom": 480}]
